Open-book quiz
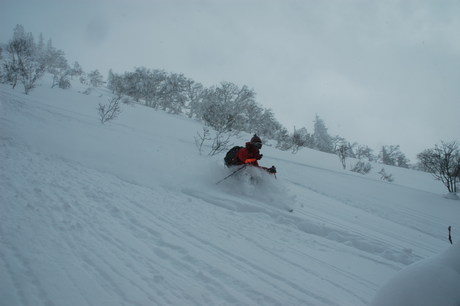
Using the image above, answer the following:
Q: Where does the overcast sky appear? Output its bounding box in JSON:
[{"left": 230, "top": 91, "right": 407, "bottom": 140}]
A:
[{"left": 2, "top": 0, "right": 459, "bottom": 161}]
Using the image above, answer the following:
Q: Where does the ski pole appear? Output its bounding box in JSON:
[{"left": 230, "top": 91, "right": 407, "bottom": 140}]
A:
[{"left": 216, "top": 164, "right": 247, "bottom": 185}]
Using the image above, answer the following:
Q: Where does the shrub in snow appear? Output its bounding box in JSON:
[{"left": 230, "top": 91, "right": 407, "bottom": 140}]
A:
[
  {"left": 335, "top": 140, "right": 351, "bottom": 169},
  {"left": 194, "top": 127, "right": 231, "bottom": 156},
  {"left": 371, "top": 241, "right": 460, "bottom": 306},
  {"left": 194, "top": 127, "right": 211, "bottom": 155},
  {"left": 98, "top": 96, "right": 121, "bottom": 124},
  {"left": 378, "top": 168, "right": 394, "bottom": 182},
  {"left": 351, "top": 160, "right": 372, "bottom": 174}
]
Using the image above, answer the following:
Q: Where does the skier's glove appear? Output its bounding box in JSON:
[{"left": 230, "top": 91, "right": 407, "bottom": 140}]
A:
[{"left": 268, "top": 166, "right": 277, "bottom": 174}]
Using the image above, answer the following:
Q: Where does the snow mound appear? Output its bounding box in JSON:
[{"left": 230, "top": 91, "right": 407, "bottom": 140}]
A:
[{"left": 371, "top": 241, "right": 460, "bottom": 306}]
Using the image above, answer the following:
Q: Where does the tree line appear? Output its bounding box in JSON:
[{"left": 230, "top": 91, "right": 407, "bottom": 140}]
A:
[
  {"left": 1, "top": 24, "right": 458, "bottom": 194},
  {"left": 107, "top": 68, "right": 415, "bottom": 166},
  {"left": 0, "top": 24, "right": 104, "bottom": 94}
]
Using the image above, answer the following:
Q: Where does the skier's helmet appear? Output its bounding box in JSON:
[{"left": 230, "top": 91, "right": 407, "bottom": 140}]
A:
[{"left": 250, "top": 134, "right": 262, "bottom": 149}]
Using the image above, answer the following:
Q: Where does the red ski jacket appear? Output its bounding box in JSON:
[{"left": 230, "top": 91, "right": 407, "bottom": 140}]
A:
[{"left": 235, "top": 142, "right": 263, "bottom": 167}]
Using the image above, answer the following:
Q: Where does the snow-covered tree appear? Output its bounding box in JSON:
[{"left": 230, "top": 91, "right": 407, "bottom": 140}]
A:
[
  {"left": 131, "top": 67, "right": 164, "bottom": 105},
  {"left": 37, "top": 33, "right": 45, "bottom": 54},
  {"left": 313, "top": 115, "right": 334, "bottom": 153},
  {"left": 41, "top": 39, "right": 70, "bottom": 89},
  {"left": 335, "top": 140, "right": 350, "bottom": 169},
  {"left": 417, "top": 141, "right": 460, "bottom": 193},
  {"left": 3, "top": 25, "right": 46, "bottom": 94},
  {"left": 379, "top": 145, "right": 410, "bottom": 168},
  {"left": 87, "top": 69, "right": 104, "bottom": 88},
  {"left": 69, "top": 61, "right": 83, "bottom": 79},
  {"left": 291, "top": 126, "right": 312, "bottom": 153},
  {"left": 107, "top": 69, "right": 114, "bottom": 89},
  {"left": 157, "top": 72, "right": 189, "bottom": 114},
  {"left": 197, "top": 82, "right": 255, "bottom": 133},
  {"left": 355, "top": 145, "right": 376, "bottom": 161},
  {"left": 108, "top": 68, "right": 193, "bottom": 114},
  {"left": 3, "top": 25, "right": 26, "bottom": 88},
  {"left": 0, "top": 46, "right": 3, "bottom": 80},
  {"left": 185, "top": 80, "right": 205, "bottom": 118},
  {"left": 257, "top": 108, "right": 285, "bottom": 141}
]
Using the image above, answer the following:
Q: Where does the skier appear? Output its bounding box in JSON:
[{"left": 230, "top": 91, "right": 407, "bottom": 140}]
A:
[{"left": 225, "top": 134, "right": 277, "bottom": 174}]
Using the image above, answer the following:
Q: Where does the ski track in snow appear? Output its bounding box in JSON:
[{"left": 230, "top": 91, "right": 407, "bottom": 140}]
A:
[
  {"left": 183, "top": 185, "right": 420, "bottom": 269},
  {"left": 287, "top": 180, "right": 430, "bottom": 257},
  {"left": 287, "top": 177, "right": 447, "bottom": 257}
]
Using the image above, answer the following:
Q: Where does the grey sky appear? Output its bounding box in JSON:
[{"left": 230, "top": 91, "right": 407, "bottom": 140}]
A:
[{"left": 2, "top": 0, "right": 459, "bottom": 161}]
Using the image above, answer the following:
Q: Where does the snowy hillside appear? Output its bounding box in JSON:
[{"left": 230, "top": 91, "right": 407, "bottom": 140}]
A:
[{"left": 1, "top": 80, "right": 459, "bottom": 306}]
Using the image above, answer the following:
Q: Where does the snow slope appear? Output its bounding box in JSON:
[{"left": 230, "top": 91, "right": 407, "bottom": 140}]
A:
[{"left": 1, "top": 81, "right": 459, "bottom": 306}]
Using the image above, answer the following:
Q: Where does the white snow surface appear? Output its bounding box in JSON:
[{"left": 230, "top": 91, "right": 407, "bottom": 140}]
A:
[{"left": 1, "top": 80, "right": 459, "bottom": 306}]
